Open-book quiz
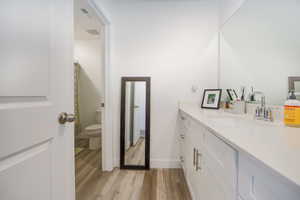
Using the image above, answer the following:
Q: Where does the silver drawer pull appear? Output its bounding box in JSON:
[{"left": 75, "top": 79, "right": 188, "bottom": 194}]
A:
[
  {"left": 196, "top": 150, "right": 202, "bottom": 171},
  {"left": 193, "top": 148, "right": 196, "bottom": 166}
]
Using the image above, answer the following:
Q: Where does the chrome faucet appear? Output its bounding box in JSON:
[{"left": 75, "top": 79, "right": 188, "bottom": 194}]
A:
[
  {"left": 253, "top": 91, "right": 273, "bottom": 121},
  {"left": 253, "top": 91, "right": 265, "bottom": 108}
]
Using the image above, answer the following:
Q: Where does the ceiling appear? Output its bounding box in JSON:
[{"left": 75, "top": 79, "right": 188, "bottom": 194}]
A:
[{"left": 74, "top": 0, "right": 103, "bottom": 40}]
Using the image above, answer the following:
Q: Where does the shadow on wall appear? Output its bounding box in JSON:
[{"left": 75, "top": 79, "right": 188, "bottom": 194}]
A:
[{"left": 79, "top": 66, "right": 101, "bottom": 130}]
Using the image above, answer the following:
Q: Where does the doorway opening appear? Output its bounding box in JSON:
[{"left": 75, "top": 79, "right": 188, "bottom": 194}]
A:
[{"left": 73, "top": 0, "right": 108, "bottom": 198}]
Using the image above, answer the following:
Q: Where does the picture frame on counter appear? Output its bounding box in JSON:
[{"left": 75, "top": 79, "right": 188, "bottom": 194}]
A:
[{"left": 201, "top": 89, "right": 222, "bottom": 109}]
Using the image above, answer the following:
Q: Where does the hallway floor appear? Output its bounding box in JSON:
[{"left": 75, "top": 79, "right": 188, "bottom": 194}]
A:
[{"left": 75, "top": 142, "right": 192, "bottom": 200}]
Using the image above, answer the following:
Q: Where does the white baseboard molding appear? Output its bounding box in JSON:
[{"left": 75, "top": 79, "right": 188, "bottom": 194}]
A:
[{"left": 150, "top": 159, "right": 181, "bottom": 169}]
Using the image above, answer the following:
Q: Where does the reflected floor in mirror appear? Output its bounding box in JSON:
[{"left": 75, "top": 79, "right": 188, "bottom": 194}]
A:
[
  {"left": 125, "top": 137, "right": 145, "bottom": 165},
  {"left": 76, "top": 167, "right": 192, "bottom": 200}
]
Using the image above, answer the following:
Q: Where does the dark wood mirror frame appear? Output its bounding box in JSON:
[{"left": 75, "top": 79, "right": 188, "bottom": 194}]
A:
[
  {"left": 120, "top": 77, "right": 151, "bottom": 170},
  {"left": 289, "top": 77, "right": 300, "bottom": 91}
]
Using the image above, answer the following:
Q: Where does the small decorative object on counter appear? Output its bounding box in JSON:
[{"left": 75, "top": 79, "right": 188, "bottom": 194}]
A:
[
  {"left": 284, "top": 90, "right": 300, "bottom": 127},
  {"left": 225, "top": 100, "right": 246, "bottom": 114},
  {"left": 201, "top": 89, "right": 222, "bottom": 109},
  {"left": 226, "top": 89, "right": 238, "bottom": 101},
  {"left": 248, "top": 86, "right": 255, "bottom": 102},
  {"left": 241, "top": 87, "right": 245, "bottom": 101}
]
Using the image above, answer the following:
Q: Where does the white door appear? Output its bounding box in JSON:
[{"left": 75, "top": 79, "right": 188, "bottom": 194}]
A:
[{"left": 0, "top": 0, "right": 74, "bottom": 200}]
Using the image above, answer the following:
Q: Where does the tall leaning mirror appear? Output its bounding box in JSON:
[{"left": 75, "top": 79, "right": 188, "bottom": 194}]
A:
[{"left": 120, "top": 77, "right": 151, "bottom": 170}]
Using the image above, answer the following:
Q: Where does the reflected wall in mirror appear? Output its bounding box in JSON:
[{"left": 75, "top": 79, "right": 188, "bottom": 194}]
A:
[
  {"left": 220, "top": 0, "right": 300, "bottom": 105},
  {"left": 120, "top": 77, "right": 150, "bottom": 170}
]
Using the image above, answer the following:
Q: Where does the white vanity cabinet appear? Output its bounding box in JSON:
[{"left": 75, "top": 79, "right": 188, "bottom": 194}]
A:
[
  {"left": 179, "top": 111, "right": 237, "bottom": 200},
  {"left": 179, "top": 103, "right": 300, "bottom": 200},
  {"left": 238, "top": 152, "right": 300, "bottom": 200},
  {"left": 178, "top": 113, "right": 191, "bottom": 172}
]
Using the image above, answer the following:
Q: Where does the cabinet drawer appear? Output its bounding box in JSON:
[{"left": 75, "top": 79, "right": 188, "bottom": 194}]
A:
[
  {"left": 179, "top": 112, "right": 191, "bottom": 132},
  {"left": 238, "top": 153, "right": 300, "bottom": 200}
]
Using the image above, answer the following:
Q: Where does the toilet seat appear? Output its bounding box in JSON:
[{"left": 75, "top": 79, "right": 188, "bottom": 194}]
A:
[
  {"left": 85, "top": 124, "right": 101, "bottom": 132},
  {"left": 85, "top": 124, "right": 101, "bottom": 137}
]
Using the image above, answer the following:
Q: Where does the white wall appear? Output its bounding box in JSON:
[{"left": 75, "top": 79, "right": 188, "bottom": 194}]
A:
[
  {"left": 96, "top": 0, "right": 220, "bottom": 168},
  {"left": 74, "top": 39, "right": 104, "bottom": 129},
  {"left": 220, "top": 0, "right": 300, "bottom": 105},
  {"left": 220, "top": 0, "right": 246, "bottom": 27}
]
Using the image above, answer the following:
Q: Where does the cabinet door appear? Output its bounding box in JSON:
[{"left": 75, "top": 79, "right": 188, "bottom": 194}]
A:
[
  {"left": 188, "top": 119, "right": 205, "bottom": 200},
  {"left": 191, "top": 127, "right": 228, "bottom": 200},
  {"left": 191, "top": 133, "right": 205, "bottom": 200},
  {"left": 197, "top": 147, "right": 234, "bottom": 200},
  {"left": 239, "top": 153, "right": 300, "bottom": 200},
  {"left": 204, "top": 128, "right": 237, "bottom": 200},
  {"left": 195, "top": 126, "right": 237, "bottom": 200},
  {"left": 183, "top": 118, "right": 194, "bottom": 183}
]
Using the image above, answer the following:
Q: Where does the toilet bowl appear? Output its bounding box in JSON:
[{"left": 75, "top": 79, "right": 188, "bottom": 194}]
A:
[
  {"left": 84, "top": 108, "right": 102, "bottom": 150},
  {"left": 85, "top": 124, "right": 101, "bottom": 150}
]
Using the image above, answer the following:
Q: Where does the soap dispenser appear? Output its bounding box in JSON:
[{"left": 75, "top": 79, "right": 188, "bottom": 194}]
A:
[{"left": 284, "top": 90, "right": 300, "bottom": 127}]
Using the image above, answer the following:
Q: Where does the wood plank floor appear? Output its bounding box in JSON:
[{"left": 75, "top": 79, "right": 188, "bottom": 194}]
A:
[
  {"left": 125, "top": 138, "right": 145, "bottom": 165},
  {"left": 75, "top": 146, "right": 192, "bottom": 200}
]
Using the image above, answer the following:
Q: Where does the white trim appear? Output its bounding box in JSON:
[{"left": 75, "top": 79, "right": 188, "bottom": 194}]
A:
[
  {"left": 88, "top": 0, "right": 114, "bottom": 171},
  {"left": 150, "top": 159, "right": 181, "bottom": 169}
]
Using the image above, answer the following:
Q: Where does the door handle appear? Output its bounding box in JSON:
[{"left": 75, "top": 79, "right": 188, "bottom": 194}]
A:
[
  {"left": 58, "top": 112, "right": 76, "bottom": 124},
  {"left": 134, "top": 105, "right": 139, "bottom": 109}
]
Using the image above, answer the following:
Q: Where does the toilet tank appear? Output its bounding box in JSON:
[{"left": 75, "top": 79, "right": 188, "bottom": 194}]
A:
[{"left": 96, "top": 108, "right": 102, "bottom": 124}]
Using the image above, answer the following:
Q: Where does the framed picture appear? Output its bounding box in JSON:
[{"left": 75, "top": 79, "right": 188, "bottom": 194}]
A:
[
  {"left": 226, "top": 89, "right": 238, "bottom": 101},
  {"left": 201, "top": 89, "right": 222, "bottom": 109}
]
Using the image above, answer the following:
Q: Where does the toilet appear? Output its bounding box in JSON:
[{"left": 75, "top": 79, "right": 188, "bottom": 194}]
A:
[{"left": 84, "top": 108, "right": 102, "bottom": 150}]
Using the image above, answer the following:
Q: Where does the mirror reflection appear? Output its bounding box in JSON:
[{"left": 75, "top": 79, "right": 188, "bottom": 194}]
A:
[
  {"left": 220, "top": 0, "right": 300, "bottom": 105},
  {"left": 124, "top": 81, "right": 146, "bottom": 166}
]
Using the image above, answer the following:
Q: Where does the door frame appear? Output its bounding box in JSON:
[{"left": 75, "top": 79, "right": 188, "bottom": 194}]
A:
[{"left": 88, "top": 0, "right": 113, "bottom": 171}]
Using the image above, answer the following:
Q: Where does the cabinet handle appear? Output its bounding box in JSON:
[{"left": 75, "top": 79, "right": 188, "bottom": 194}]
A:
[
  {"left": 180, "top": 156, "right": 184, "bottom": 163},
  {"left": 180, "top": 134, "right": 185, "bottom": 139},
  {"left": 193, "top": 148, "right": 196, "bottom": 166},
  {"left": 196, "top": 150, "right": 202, "bottom": 171}
]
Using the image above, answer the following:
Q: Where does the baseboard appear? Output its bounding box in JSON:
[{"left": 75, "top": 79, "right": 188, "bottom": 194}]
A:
[{"left": 150, "top": 159, "right": 181, "bottom": 168}]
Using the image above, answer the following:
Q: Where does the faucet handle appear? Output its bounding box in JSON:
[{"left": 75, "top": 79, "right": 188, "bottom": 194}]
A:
[
  {"left": 255, "top": 106, "right": 260, "bottom": 118},
  {"left": 265, "top": 108, "right": 274, "bottom": 122}
]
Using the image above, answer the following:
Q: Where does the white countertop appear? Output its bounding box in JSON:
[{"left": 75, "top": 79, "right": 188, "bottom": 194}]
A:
[{"left": 179, "top": 102, "right": 300, "bottom": 188}]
